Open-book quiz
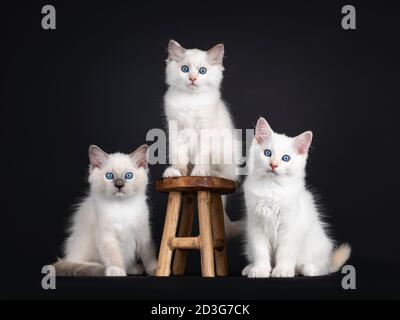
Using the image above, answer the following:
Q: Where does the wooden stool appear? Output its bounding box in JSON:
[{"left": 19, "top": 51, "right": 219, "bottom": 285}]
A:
[{"left": 155, "top": 176, "right": 236, "bottom": 277}]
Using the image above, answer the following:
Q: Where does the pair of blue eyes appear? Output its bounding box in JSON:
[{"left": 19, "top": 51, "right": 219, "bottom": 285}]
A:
[
  {"left": 105, "top": 172, "right": 133, "bottom": 180},
  {"left": 264, "top": 149, "right": 291, "bottom": 162},
  {"left": 181, "top": 65, "right": 207, "bottom": 74}
]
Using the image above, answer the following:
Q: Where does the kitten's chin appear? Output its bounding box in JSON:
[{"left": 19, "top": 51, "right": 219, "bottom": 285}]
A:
[
  {"left": 106, "top": 190, "right": 129, "bottom": 199},
  {"left": 186, "top": 84, "right": 199, "bottom": 92},
  {"left": 112, "top": 190, "right": 140, "bottom": 200},
  {"left": 267, "top": 170, "right": 279, "bottom": 176}
]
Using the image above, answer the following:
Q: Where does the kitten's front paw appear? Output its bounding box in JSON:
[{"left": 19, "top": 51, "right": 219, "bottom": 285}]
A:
[
  {"left": 163, "top": 166, "right": 182, "bottom": 178},
  {"left": 300, "top": 264, "right": 323, "bottom": 277},
  {"left": 127, "top": 263, "right": 144, "bottom": 275},
  {"left": 144, "top": 260, "right": 158, "bottom": 276},
  {"left": 242, "top": 264, "right": 271, "bottom": 278},
  {"left": 271, "top": 265, "right": 295, "bottom": 278},
  {"left": 191, "top": 165, "right": 211, "bottom": 177},
  {"left": 105, "top": 266, "right": 127, "bottom": 277}
]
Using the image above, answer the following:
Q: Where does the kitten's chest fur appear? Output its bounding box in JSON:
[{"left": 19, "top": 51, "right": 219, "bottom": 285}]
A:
[
  {"left": 165, "top": 89, "right": 220, "bottom": 129},
  {"left": 247, "top": 177, "right": 298, "bottom": 222},
  {"left": 254, "top": 180, "right": 284, "bottom": 209},
  {"left": 94, "top": 196, "right": 147, "bottom": 234},
  {"left": 246, "top": 178, "right": 300, "bottom": 249},
  {"left": 91, "top": 195, "right": 148, "bottom": 265}
]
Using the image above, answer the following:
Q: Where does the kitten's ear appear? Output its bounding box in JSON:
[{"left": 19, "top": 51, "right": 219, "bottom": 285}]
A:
[
  {"left": 168, "top": 39, "right": 186, "bottom": 61},
  {"left": 88, "top": 145, "right": 109, "bottom": 168},
  {"left": 130, "top": 144, "right": 149, "bottom": 169},
  {"left": 293, "top": 131, "right": 313, "bottom": 154},
  {"left": 255, "top": 117, "right": 273, "bottom": 144},
  {"left": 207, "top": 44, "right": 224, "bottom": 65}
]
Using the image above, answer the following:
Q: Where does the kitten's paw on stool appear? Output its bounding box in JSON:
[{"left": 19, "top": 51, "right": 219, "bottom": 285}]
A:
[
  {"left": 191, "top": 165, "right": 211, "bottom": 176},
  {"left": 163, "top": 166, "right": 182, "bottom": 178},
  {"left": 105, "top": 266, "right": 127, "bottom": 277},
  {"left": 242, "top": 264, "right": 271, "bottom": 278}
]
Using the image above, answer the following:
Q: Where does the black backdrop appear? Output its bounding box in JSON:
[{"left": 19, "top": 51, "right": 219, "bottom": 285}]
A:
[{"left": 2, "top": 0, "right": 399, "bottom": 299}]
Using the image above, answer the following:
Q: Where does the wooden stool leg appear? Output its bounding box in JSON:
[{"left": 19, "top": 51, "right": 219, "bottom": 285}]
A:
[
  {"left": 197, "top": 190, "right": 215, "bottom": 277},
  {"left": 172, "top": 193, "right": 195, "bottom": 275},
  {"left": 156, "top": 191, "right": 182, "bottom": 276},
  {"left": 211, "top": 193, "right": 228, "bottom": 276}
]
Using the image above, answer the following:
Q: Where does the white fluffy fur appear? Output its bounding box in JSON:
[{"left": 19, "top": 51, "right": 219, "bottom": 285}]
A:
[
  {"left": 242, "top": 117, "right": 350, "bottom": 278},
  {"left": 61, "top": 145, "right": 157, "bottom": 276},
  {"left": 163, "top": 40, "right": 241, "bottom": 237}
]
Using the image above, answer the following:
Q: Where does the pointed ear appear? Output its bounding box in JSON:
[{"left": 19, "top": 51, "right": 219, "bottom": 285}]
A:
[
  {"left": 255, "top": 117, "right": 273, "bottom": 144},
  {"left": 207, "top": 44, "right": 224, "bottom": 65},
  {"left": 130, "top": 144, "right": 148, "bottom": 169},
  {"left": 168, "top": 39, "right": 186, "bottom": 61},
  {"left": 293, "top": 131, "right": 313, "bottom": 154},
  {"left": 88, "top": 145, "right": 109, "bottom": 168}
]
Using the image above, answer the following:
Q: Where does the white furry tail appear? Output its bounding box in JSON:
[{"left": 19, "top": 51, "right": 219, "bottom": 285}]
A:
[
  {"left": 53, "top": 259, "right": 106, "bottom": 276},
  {"left": 224, "top": 214, "right": 244, "bottom": 238},
  {"left": 329, "top": 243, "right": 351, "bottom": 273}
]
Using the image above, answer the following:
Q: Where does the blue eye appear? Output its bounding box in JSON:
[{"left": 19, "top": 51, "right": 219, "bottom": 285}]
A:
[
  {"left": 264, "top": 149, "right": 272, "bottom": 157},
  {"left": 125, "top": 172, "right": 133, "bottom": 180},
  {"left": 105, "top": 173, "right": 114, "bottom": 180},
  {"left": 181, "top": 65, "right": 189, "bottom": 73},
  {"left": 282, "top": 155, "right": 291, "bottom": 162},
  {"left": 199, "top": 67, "right": 207, "bottom": 74}
]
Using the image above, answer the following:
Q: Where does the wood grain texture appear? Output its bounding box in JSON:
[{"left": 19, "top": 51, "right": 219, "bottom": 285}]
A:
[
  {"left": 211, "top": 192, "right": 228, "bottom": 276},
  {"left": 172, "top": 194, "right": 195, "bottom": 275},
  {"left": 170, "top": 237, "right": 200, "bottom": 250},
  {"left": 155, "top": 191, "right": 181, "bottom": 277},
  {"left": 197, "top": 191, "right": 215, "bottom": 277},
  {"left": 156, "top": 176, "right": 236, "bottom": 195},
  {"left": 156, "top": 178, "right": 234, "bottom": 277}
]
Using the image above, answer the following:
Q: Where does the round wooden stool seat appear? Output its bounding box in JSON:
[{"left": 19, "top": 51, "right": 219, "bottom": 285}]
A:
[{"left": 156, "top": 176, "right": 236, "bottom": 194}]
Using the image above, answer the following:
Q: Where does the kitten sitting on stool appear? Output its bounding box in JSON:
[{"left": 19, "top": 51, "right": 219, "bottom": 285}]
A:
[
  {"left": 54, "top": 144, "right": 157, "bottom": 276},
  {"left": 162, "top": 40, "right": 242, "bottom": 237},
  {"left": 242, "top": 117, "right": 350, "bottom": 278}
]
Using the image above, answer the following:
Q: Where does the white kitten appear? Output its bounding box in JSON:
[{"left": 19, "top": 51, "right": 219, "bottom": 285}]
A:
[
  {"left": 54, "top": 145, "right": 158, "bottom": 277},
  {"left": 242, "top": 117, "right": 350, "bottom": 278},
  {"left": 162, "top": 40, "right": 241, "bottom": 237}
]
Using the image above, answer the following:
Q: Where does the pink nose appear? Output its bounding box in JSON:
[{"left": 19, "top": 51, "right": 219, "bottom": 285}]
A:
[
  {"left": 270, "top": 163, "right": 279, "bottom": 170},
  {"left": 189, "top": 75, "right": 197, "bottom": 82}
]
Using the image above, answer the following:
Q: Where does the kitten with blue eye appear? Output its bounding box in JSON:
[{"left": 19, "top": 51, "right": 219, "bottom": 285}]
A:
[
  {"left": 163, "top": 39, "right": 242, "bottom": 237},
  {"left": 242, "top": 117, "right": 351, "bottom": 278},
  {"left": 54, "top": 145, "right": 158, "bottom": 276}
]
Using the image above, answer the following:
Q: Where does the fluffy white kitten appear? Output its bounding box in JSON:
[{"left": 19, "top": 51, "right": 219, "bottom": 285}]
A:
[
  {"left": 242, "top": 117, "right": 350, "bottom": 278},
  {"left": 54, "top": 145, "right": 158, "bottom": 277},
  {"left": 162, "top": 40, "right": 241, "bottom": 237}
]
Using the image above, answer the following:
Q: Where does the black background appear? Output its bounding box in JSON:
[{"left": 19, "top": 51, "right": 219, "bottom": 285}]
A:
[{"left": 2, "top": 0, "right": 399, "bottom": 299}]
